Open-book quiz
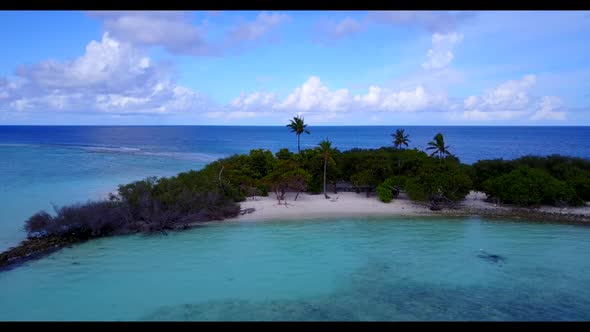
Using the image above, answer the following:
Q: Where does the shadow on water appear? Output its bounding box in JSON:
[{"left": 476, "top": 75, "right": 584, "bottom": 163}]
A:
[
  {"left": 141, "top": 255, "right": 589, "bottom": 321},
  {"left": 476, "top": 249, "right": 507, "bottom": 265}
]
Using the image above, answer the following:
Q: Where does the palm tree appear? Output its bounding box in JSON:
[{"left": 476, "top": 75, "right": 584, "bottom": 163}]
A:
[
  {"left": 426, "top": 133, "right": 451, "bottom": 160},
  {"left": 317, "top": 139, "right": 334, "bottom": 199},
  {"left": 392, "top": 129, "right": 410, "bottom": 150},
  {"left": 286, "top": 116, "right": 310, "bottom": 153},
  {"left": 392, "top": 128, "right": 410, "bottom": 173}
]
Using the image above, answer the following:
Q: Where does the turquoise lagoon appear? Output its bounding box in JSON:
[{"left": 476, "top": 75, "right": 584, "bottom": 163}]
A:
[
  {"left": 1, "top": 126, "right": 590, "bottom": 321},
  {"left": 1, "top": 216, "right": 589, "bottom": 321}
]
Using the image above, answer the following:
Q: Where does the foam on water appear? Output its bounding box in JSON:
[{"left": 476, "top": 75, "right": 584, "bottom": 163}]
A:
[{"left": 80, "top": 146, "right": 223, "bottom": 162}]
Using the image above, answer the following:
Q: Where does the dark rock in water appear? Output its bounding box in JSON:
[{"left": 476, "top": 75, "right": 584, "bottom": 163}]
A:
[
  {"left": 72, "top": 262, "right": 80, "bottom": 265},
  {"left": 477, "top": 250, "right": 506, "bottom": 264},
  {"left": 240, "top": 208, "right": 256, "bottom": 215},
  {"left": 0, "top": 235, "right": 83, "bottom": 272}
]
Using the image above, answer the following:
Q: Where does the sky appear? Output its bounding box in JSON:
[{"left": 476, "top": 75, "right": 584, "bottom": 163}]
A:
[{"left": 0, "top": 10, "right": 589, "bottom": 126}]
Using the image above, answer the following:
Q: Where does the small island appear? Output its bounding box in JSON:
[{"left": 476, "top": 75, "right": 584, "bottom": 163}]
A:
[{"left": 1, "top": 118, "right": 589, "bottom": 271}]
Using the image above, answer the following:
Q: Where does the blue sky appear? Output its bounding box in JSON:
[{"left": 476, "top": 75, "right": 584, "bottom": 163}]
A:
[{"left": 0, "top": 10, "right": 589, "bottom": 125}]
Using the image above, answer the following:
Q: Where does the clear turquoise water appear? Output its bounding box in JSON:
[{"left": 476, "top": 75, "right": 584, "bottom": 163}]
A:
[
  {"left": 1, "top": 216, "right": 589, "bottom": 321},
  {"left": 2, "top": 125, "right": 589, "bottom": 250},
  {"left": 0, "top": 143, "right": 205, "bottom": 251},
  {"left": 1, "top": 126, "right": 590, "bottom": 321}
]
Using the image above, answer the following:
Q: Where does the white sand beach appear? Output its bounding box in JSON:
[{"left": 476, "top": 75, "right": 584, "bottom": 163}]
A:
[
  {"left": 228, "top": 191, "right": 590, "bottom": 222},
  {"left": 229, "top": 191, "right": 435, "bottom": 222}
]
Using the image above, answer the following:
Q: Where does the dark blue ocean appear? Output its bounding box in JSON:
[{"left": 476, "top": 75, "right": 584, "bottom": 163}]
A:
[
  {"left": 2, "top": 126, "right": 589, "bottom": 165},
  {"left": 1, "top": 125, "right": 590, "bottom": 321}
]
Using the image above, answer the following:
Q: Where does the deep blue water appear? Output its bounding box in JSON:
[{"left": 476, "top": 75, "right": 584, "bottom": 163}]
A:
[
  {"left": 0, "top": 126, "right": 589, "bottom": 321},
  {"left": 1, "top": 125, "right": 589, "bottom": 164}
]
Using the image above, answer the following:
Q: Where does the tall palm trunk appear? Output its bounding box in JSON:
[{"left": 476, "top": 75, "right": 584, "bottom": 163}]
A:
[
  {"left": 323, "top": 155, "right": 328, "bottom": 199},
  {"left": 297, "top": 134, "right": 301, "bottom": 153}
]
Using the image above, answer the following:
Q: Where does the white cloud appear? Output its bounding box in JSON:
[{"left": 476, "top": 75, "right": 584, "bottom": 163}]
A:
[
  {"left": 422, "top": 33, "right": 464, "bottom": 70},
  {"left": 367, "top": 11, "right": 476, "bottom": 33},
  {"left": 88, "top": 11, "right": 212, "bottom": 55},
  {"left": 330, "top": 17, "right": 363, "bottom": 38},
  {"left": 0, "top": 34, "right": 208, "bottom": 115},
  {"left": 88, "top": 11, "right": 291, "bottom": 56},
  {"left": 531, "top": 96, "right": 567, "bottom": 120},
  {"left": 226, "top": 76, "right": 450, "bottom": 116},
  {"left": 312, "top": 11, "right": 476, "bottom": 42},
  {"left": 463, "top": 95, "right": 478, "bottom": 109},
  {"left": 463, "top": 75, "right": 537, "bottom": 113},
  {"left": 456, "top": 74, "right": 568, "bottom": 122},
  {"left": 275, "top": 76, "right": 353, "bottom": 112},
  {"left": 354, "top": 85, "right": 449, "bottom": 112},
  {"left": 16, "top": 33, "right": 158, "bottom": 92},
  {"left": 384, "top": 67, "right": 465, "bottom": 95},
  {"left": 318, "top": 17, "right": 365, "bottom": 39},
  {"left": 9, "top": 99, "right": 30, "bottom": 111},
  {"left": 0, "top": 79, "right": 12, "bottom": 100},
  {"left": 227, "top": 12, "right": 290, "bottom": 43},
  {"left": 229, "top": 91, "right": 276, "bottom": 111}
]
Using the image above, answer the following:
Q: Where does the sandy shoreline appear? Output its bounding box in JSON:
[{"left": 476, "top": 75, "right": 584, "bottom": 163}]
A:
[
  {"left": 4, "top": 191, "right": 589, "bottom": 272},
  {"left": 226, "top": 192, "right": 431, "bottom": 222},
  {"left": 226, "top": 191, "right": 590, "bottom": 224}
]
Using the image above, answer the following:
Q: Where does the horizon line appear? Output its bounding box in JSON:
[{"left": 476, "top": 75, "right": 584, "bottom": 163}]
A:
[{"left": 1, "top": 124, "right": 589, "bottom": 128}]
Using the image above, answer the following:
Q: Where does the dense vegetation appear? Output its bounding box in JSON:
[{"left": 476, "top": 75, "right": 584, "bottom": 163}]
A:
[
  {"left": 25, "top": 168, "right": 242, "bottom": 239},
  {"left": 3, "top": 122, "right": 587, "bottom": 270},
  {"left": 1, "top": 120, "right": 587, "bottom": 270},
  {"left": 23, "top": 140, "right": 589, "bottom": 242},
  {"left": 472, "top": 155, "right": 590, "bottom": 207}
]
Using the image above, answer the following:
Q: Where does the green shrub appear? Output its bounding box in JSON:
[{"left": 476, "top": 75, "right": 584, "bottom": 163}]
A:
[
  {"left": 483, "top": 167, "right": 584, "bottom": 207},
  {"left": 473, "top": 154, "right": 590, "bottom": 202},
  {"left": 471, "top": 159, "right": 514, "bottom": 191},
  {"left": 567, "top": 175, "right": 590, "bottom": 201},
  {"left": 405, "top": 163, "right": 472, "bottom": 203},
  {"left": 376, "top": 184, "right": 394, "bottom": 203},
  {"left": 387, "top": 175, "right": 408, "bottom": 191},
  {"left": 376, "top": 176, "right": 408, "bottom": 203}
]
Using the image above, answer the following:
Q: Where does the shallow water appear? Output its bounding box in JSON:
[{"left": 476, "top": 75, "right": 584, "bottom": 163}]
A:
[
  {"left": 0, "top": 143, "right": 201, "bottom": 251},
  {"left": 1, "top": 216, "right": 589, "bottom": 321},
  {"left": 1, "top": 126, "right": 590, "bottom": 321},
  {"left": 1, "top": 125, "right": 589, "bottom": 250}
]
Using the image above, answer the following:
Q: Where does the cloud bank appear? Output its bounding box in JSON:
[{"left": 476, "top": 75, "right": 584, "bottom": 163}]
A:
[
  {"left": 0, "top": 34, "right": 208, "bottom": 115},
  {"left": 87, "top": 11, "right": 291, "bottom": 56}
]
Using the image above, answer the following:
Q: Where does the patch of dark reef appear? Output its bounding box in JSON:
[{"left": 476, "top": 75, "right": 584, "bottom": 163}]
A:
[
  {"left": 0, "top": 235, "right": 85, "bottom": 272},
  {"left": 477, "top": 250, "right": 506, "bottom": 264},
  {"left": 141, "top": 258, "right": 590, "bottom": 321}
]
